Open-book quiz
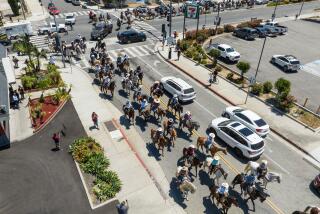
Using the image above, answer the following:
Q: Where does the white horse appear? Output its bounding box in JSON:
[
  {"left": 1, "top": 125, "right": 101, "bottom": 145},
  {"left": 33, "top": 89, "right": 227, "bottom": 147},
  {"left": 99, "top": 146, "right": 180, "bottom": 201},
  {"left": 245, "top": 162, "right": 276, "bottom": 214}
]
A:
[
  {"left": 203, "top": 157, "right": 228, "bottom": 185},
  {"left": 262, "top": 172, "right": 281, "bottom": 189},
  {"left": 179, "top": 180, "right": 197, "bottom": 201}
]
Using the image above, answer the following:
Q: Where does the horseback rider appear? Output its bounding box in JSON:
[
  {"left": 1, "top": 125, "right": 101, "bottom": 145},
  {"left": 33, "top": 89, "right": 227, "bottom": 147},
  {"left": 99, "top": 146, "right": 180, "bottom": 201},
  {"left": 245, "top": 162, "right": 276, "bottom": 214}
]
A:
[
  {"left": 256, "top": 160, "right": 268, "bottom": 180},
  {"left": 206, "top": 156, "right": 220, "bottom": 175},
  {"left": 140, "top": 98, "right": 149, "bottom": 113},
  {"left": 243, "top": 173, "right": 256, "bottom": 196},
  {"left": 151, "top": 98, "right": 160, "bottom": 112},
  {"left": 176, "top": 166, "right": 189, "bottom": 183},
  {"left": 184, "top": 144, "right": 196, "bottom": 164},
  {"left": 103, "top": 75, "right": 111, "bottom": 88},
  {"left": 124, "top": 100, "right": 133, "bottom": 113},
  {"left": 134, "top": 84, "right": 143, "bottom": 98},
  {"left": 116, "top": 55, "right": 122, "bottom": 67},
  {"left": 170, "top": 94, "right": 179, "bottom": 108},
  {"left": 166, "top": 118, "right": 174, "bottom": 134},
  {"left": 151, "top": 81, "right": 160, "bottom": 93},
  {"left": 117, "top": 18, "right": 121, "bottom": 28},
  {"left": 181, "top": 111, "right": 192, "bottom": 128},
  {"left": 216, "top": 183, "right": 229, "bottom": 204},
  {"left": 155, "top": 127, "right": 163, "bottom": 142},
  {"left": 205, "top": 133, "right": 215, "bottom": 153}
]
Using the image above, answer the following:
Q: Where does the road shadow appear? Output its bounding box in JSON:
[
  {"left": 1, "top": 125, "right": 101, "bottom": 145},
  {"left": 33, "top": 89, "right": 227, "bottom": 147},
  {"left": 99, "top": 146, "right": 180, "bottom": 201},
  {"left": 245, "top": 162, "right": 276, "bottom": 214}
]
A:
[
  {"left": 169, "top": 178, "right": 187, "bottom": 209},
  {"left": 146, "top": 141, "right": 161, "bottom": 161},
  {"left": 134, "top": 116, "right": 148, "bottom": 132},
  {"left": 202, "top": 196, "right": 221, "bottom": 214},
  {"left": 177, "top": 129, "right": 193, "bottom": 142}
]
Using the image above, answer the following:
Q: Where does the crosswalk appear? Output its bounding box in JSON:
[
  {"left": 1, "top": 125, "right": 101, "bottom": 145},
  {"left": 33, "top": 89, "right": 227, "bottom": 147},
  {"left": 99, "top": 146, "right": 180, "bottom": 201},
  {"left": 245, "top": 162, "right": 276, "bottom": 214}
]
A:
[
  {"left": 29, "top": 35, "right": 52, "bottom": 50},
  {"left": 132, "top": 21, "right": 162, "bottom": 41},
  {"left": 50, "top": 10, "right": 90, "bottom": 19}
]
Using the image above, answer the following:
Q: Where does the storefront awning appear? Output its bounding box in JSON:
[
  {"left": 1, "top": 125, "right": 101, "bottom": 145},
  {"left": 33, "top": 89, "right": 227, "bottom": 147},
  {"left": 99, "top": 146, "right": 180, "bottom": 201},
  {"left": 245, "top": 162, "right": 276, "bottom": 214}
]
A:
[{"left": 1, "top": 57, "right": 15, "bottom": 84}]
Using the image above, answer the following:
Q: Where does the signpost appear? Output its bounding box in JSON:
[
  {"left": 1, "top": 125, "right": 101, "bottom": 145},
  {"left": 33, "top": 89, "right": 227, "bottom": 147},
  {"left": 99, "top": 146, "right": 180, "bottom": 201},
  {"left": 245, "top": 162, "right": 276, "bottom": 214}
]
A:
[{"left": 183, "top": 4, "right": 200, "bottom": 39}]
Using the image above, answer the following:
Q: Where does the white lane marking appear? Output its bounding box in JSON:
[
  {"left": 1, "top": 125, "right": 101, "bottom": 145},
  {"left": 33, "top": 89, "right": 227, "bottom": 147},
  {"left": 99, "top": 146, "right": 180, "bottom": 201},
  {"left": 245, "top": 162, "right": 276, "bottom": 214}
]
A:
[
  {"left": 267, "top": 136, "right": 273, "bottom": 142},
  {"left": 142, "top": 45, "right": 155, "bottom": 54},
  {"left": 264, "top": 153, "right": 290, "bottom": 175},
  {"left": 136, "top": 46, "right": 149, "bottom": 55},
  {"left": 194, "top": 100, "right": 217, "bottom": 118},
  {"left": 127, "top": 46, "right": 145, "bottom": 57},
  {"left": 137, "top": 56, "right": 164, "bottom": 77},
  {"left": 122, "top": 48, "right": 136, "bottom": 58}
]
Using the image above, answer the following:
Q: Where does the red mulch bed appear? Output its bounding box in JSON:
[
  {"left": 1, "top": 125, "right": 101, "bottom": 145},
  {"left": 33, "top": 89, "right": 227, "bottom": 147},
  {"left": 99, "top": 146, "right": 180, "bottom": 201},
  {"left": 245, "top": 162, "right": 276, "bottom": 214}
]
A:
[{"left": 29, "top": 96, "right": 61, "bottom": 130}]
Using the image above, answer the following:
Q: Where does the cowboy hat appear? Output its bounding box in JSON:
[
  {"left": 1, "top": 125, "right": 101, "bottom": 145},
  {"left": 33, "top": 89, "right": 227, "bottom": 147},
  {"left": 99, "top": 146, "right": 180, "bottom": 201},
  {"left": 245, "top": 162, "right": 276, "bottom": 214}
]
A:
[
  {"left": 221, "top": 183, "right": 229, "bottom": 189},
  {"left": 186, "top": 111, "right": 191, "bottom": 115},
  {"left": 188, "top": 144, "right": 195, "bottom": 149},
  {"left": 182, "top": 166, "right": 188, "bottom": 171},
  {"left": 154, "top": 99, "right": 160, "bottom": 103},
  {"left": 209, "top": 133, "right": 215, "bottom": 138},
  {"left": 169, "top": 118, "right": 173, "bottom": 123}
]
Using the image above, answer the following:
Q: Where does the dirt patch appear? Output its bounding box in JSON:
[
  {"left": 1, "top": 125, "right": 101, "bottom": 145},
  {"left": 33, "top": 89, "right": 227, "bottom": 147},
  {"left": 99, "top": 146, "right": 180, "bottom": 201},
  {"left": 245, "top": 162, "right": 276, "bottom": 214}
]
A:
[{"left": 290, "top": 106, "right": 320, "bottom": 129}]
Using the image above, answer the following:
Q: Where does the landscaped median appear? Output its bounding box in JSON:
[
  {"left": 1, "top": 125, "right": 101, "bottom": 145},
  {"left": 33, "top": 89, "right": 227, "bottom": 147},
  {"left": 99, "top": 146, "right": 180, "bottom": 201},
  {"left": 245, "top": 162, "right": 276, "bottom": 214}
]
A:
[
  {"left": 174, "top": 23, "right": 320, "bottom": 130},
  {"left": 267, "top": 0, "right": 314, "bottom": 7},
  {"left": 69, "top": 137, "right": 121, "bottom": 205}
]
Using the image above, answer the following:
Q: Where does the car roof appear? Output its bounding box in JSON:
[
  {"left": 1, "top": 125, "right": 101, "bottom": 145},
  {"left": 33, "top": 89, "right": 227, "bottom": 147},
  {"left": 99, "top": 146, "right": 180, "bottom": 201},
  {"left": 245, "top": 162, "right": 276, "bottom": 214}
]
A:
[
  {"left": 284, "top": 55, "right": 298, "bottom": 60},
  {"left": 219, "top": 44, "right": 231, "bottom": 49},
  {"left": 169, "top": 77, "right": 193, "bottom": 89},
  {"left": 65, "top": 13, "right": 74, "bottom": 16},
  {"left": 226, "top": 121, "right": 262, "bottom": 143},
  {"left": 240, "top": 110, "right": 261, "bottom": 120}
]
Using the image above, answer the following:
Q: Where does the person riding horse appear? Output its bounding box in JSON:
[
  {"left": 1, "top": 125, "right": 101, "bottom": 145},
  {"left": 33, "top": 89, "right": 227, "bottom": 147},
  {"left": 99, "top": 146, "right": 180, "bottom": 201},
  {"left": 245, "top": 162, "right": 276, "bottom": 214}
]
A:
[
  {"left": 103, "top": 75, "right": 111, "bottom": 88},
  {"left": 165, "top": 118, "right": 174, "bottom": 135},
  {"left": 124, "top": 100, "right": 133, "bottom": 113},
  {"left": 204, "top": 133, "right": 216, "bottom": 153},
  {"left": 176, "top": 166, "right": 190, "bottom": 183},
  {"left": 133, "top": 84, "right": 143, "bottom": 98},
  {"left": 244, "top": 160, "right": 268, "bottom": 180},
  {"left": 206, "top": 156, "right": 221, "bottom": 175},
  {"left": 150, "top": 98, "right": 160, "bottom": 113},
  {"left": 181, "top": 111, "right": 192, "bottom": 127},
  {"left": 183, "top": 144, "right": 196, "bottom": 163},
  {"left": 139, "top": 98, "right": 149, "bottom": 115},
  {"left": 154, "top": 127, "right": 164, "bottom": 143},
  {"left": 216, "top": 182, "right": 229, "bottom": 205},
  {"left": 243, "top": 173, "right": 256, "bottom": 196},
  {"left": 168, "top": 94, "right": 179, "bottom": 108},
  {"left": 150, "top": 81, "right": 161, "bottom": 95}
]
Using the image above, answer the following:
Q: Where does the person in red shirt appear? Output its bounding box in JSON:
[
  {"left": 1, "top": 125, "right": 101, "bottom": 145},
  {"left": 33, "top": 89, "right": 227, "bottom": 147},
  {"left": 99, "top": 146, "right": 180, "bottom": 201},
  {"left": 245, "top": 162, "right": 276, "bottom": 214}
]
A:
[
  {"left": 52, "top": 133, "right": 60, "bottom": 151},
  {"left": 91, "top": 112, "right": 99, "bottom": 129}
]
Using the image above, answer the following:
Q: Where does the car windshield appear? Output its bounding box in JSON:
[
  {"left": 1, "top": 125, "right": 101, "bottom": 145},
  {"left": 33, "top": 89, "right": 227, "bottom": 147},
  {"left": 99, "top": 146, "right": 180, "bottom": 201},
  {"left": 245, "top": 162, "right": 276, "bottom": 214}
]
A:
[
  {"left": 290, "top": 60, "right": 300, "bottom": 65},
  {"left": 238, "top": 128, "right": 254, "bottom": 136},
  {"left": 184, "top": 88, "right": 194, "bottom": 94},
  {"left": 251, "top": 141, "right": 264, "bottom": 150},
  {"left": 66, "top": 15, "right": 74, "bottom": 19},
  {"left": 94, "top": 23, "right": 104, "bottom": 30},
  {"left": 254, "top": 119, "right": 267, "bottom": 127},
  {"left": 218, "top": 120, "right": 232, "bottom": 126},
  {"left": 226, "top": 48, "right": 235, "bottom": 53}
]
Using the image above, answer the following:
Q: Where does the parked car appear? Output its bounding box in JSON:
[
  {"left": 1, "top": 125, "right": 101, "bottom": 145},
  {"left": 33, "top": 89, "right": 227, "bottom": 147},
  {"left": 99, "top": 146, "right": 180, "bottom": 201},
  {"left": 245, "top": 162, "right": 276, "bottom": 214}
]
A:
[
  {"left": 270, "top": 55, "right": 301, "bottom": 72},
  {"left": 208, "top": 43, "right": 240, "bottom": 62},
  {"left": 222, "top": 106, "right": 270, "bottom": 137},
  {"left": 72, "top": 0, "right": 81, "bottom": 6},
  {"left": 260, "top": 20, "right": 288, "bottom": 35},
  {"left": 49, "top": 7, "right": 60, "bottom": 15},
  {"left": 313, "top": 174, "right": 320, "bottom": 194},
  {"left": 135, "top": 5, "right": 149, "bottom": 13},
  {"left": 255, "top": 27, "right": 267, "bottom": 38},
  {"left": 255, "top": 0, "right": 268, "bottom": 4},
  {"left": 65, "top": 13, "right": 76, "bottom": 25},
  {"left": 91, "top": 21, "right": 113, "bottom": 40},
  {"left": 208, "top": 117, "right": 265, "bottom": 158},
  {"left": 38, "top": 22, "right": 67, "bottom": 35},
  {"left": 160, "top": 76, "right": 196, "bottom": 102},
  {"left": 233, "top": 27, "right": 258, "bottom": 40},
  {"left": 117, "top": 29, "right": 146, "bottom": 44}
]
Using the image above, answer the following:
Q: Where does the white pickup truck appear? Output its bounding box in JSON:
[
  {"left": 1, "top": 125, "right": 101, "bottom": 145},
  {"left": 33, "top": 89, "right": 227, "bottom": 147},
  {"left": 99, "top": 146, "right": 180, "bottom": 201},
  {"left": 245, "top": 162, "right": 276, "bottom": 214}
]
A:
[
  {"left": 208, "top": 43, "right": 240, "bottom": 62},
  {"left": 260, "top": 20, "right": 288, "bottom": 35},
  {"left": 38, "top": 22, "right": 67, "bottom": 35}
]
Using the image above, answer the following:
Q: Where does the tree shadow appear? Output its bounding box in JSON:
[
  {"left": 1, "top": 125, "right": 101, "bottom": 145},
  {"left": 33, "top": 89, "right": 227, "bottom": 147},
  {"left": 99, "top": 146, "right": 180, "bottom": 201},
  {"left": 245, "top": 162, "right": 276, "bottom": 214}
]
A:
[{"left": 169, "top": 178, "right": 187, "bottom": 209}]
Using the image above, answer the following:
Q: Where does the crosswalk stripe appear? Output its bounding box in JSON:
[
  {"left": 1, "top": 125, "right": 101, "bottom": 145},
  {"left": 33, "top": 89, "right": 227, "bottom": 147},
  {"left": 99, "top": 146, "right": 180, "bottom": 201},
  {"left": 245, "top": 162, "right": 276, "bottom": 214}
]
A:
[
  {"left": 136, "top": 46, "right": 149, "bottom": 55},
  {"left": 108, "top": 51, "right": 118, "bottom": 61},
  {"left": 142, "top": 45, "right": 154, "bottom": 53},
  {"left": 124, "top": 47, "right": 140, "bottom": 57}
]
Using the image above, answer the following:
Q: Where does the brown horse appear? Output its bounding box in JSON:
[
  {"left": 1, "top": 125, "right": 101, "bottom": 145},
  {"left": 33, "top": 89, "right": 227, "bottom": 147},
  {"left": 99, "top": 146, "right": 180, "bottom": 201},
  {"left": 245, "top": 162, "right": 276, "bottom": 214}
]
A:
[
  {"left": 139, "top": 109, "right": 151, "bottom": 122},
  {"left": 102, "top": 81, "right": 116, "bottom": 97},
  {"left": 184, "top": 156, "right": 203, "bottom": 177},
  {"left": 209, "top": 185, "right": 239, "bottom": 214},
  {"left": 167, "top": 128, "right": 177, "bottom": 147},
  {"left": 150, "top": 128, "right": 166, "bottom": 156},
  {"left": 197, "top": 136, "right": 228, "bottom": 156},
  {"left": 179, "top": 118, "right": 200, "bottom": 136},
  {"left": 154, "top": 107, "right": 166, "bottom": 120},
  {"left": 136, "top": 94, "right": 149, "bottom": 103},
  {"left": 167, "top": 100, "right": 183, "bottom": 117},
  {"left": 123, "top": 106, "right": 135, "bottom": 124}
]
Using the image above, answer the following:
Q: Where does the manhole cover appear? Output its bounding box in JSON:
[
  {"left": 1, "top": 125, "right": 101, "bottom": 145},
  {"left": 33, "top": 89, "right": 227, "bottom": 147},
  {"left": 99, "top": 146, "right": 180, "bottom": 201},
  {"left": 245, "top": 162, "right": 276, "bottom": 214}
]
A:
[{"left": 104, "top": 121, "right": 117, "bottom": 132}]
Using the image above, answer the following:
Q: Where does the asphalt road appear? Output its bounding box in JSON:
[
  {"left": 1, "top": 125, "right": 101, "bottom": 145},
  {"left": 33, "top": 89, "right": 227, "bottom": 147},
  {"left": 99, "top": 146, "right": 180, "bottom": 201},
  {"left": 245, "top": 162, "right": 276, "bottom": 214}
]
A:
[
  {"left": 80, "top": 39, "right": 320, "bottom": 213},
  {"left": 145, "top": 1, "right": 320, "bottom": 33},
  {"left": 208, "top": 19, "right": 320, "bottom": 111},
  {"left": 0, "top": 101, "right": 119, "bottom": 214}
]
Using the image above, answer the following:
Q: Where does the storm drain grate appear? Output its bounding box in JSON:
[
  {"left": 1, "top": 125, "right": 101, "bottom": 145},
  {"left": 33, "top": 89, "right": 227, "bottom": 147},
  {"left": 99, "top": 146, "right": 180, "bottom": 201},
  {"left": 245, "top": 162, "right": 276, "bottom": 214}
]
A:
[{"left": 104, "top": 121, "right": 117, "bottom": 132}]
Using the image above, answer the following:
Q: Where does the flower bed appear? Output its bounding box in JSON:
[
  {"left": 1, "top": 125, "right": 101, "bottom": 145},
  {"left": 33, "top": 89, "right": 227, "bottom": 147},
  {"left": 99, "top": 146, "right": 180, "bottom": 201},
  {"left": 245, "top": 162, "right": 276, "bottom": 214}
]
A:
[{"left": 69, "top": 137, "right": 121, "bottom": 204}]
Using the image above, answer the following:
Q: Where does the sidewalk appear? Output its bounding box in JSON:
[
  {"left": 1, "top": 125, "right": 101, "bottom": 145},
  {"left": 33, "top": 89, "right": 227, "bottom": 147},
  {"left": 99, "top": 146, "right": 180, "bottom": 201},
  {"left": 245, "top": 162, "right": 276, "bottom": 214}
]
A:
[
  {"left": 157, "top": 43, "right": 320, "bottom": 163},
  {"left": 57, "top": 63, "right": 185, "bottom": 214},
  {"left": 25, "top": 0, "right": 48, "bottom": 22}
]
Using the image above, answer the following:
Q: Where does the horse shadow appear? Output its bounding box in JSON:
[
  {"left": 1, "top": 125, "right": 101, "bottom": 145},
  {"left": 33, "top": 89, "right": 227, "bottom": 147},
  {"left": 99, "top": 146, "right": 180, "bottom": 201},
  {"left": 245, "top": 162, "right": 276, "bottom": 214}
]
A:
[
  {"left": 118, "top": 89, "right": 129, "bottom": 98},
  {"left": 177, "top": 129, "right": 193, "bottom": 142},
  {"left": 134, "top": 116, "right": 148, "bottom": 132},
  {"left": 145, "top": 141, "right": 161, "bottom": 161},
  {"left": 228, "top": 188, "right": 250, "bottom": 214},
  {"left": 119, "top": 115, "right": 132, "bottom": 130},
  {"left": 92, "top": 78, "right": 100, "bottom": 86},
  {"left": 198, "top": 170, "right": 214, "bottom": 187},
  {"left": 202, "top": 196, "right": 222, "bottom": 214},
  {"left": 132, "top": 102, "right": 140, "bottom": 110},
  {"left": 168, "top": 178, "right": 187, "bottom": 209},
  {"left": 309, "top": 182, "right": 320, "bottom": 198},
  {"left": 98, "top": 92, "right": 113, "bottom": 100}
]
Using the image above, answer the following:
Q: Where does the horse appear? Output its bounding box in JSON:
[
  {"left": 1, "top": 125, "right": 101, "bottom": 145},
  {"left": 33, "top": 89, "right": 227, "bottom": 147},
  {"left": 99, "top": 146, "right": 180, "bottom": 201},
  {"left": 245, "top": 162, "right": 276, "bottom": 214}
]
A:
[
  {"left": 139, "top": 108, "right": 151, "bottom": 122},
  {"left": 244, "top": 186, "right": 270, "bottom": 212},
  {"left": 209, "top": 185, "right": 239, "bottom": 214},
  {"left": 203, "top": 158, "right": 228, "bottom": 185},
  {"left": 231, "top": 173, "right": 246, "bottom": 195},
  {"left": 293, "top": 206, "right": 320, "bottom": 214},
  {"left": 179, "top": 118, "right": 200, "bottom": 136},
  {"left": 122, "top": 79, "right": 132, "bottom": 95},
  {"left": 261, "top": 172, "right": 281, "bottom": 189},
  {"left": 179, "top": 179, "right": 197, "bottom": 201},
  {"left": 138, "top": 72, "right": 144, "bottom": 84},
  {"left": 151, "top": 88, "right": 164, "bottom": 97},
  {"left": 136, "top": 94, "right": 149, "bottom": 103},
  {"left": 150, "top": 128, "right": 166, "bottom": 156},
  {"left": 184, "top": 156, "right": 203, "bottom": 177},
  {"left": 154, "top": 107, "right": 166, "bottom": 120},
  {"left": 167, "top": 128, "right": 177, "bottom": 147},
  {"left": 196, "top": 136, "right": 228, "bottom": 156},
  {"left": 167, "top": 101, "right": 183, "bottom": 117},
  {"left": 102, "top": 80, "right": 116, "bottom": 97},
  {"left": 123, "top": 106, "right": 135, "bottom": 124}
]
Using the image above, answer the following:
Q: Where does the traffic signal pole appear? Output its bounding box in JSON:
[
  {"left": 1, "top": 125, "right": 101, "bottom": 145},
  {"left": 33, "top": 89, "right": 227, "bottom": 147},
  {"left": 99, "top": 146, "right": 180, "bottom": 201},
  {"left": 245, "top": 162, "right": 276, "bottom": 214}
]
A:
[{"left": 169, "top": 0, "right": 172, "bottom": 37}]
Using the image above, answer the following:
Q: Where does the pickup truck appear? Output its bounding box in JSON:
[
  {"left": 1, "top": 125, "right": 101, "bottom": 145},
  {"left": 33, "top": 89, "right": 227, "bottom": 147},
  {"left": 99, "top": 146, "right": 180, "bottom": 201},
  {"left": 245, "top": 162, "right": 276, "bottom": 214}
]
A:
[
  {"left": 38, "top": 23, "right": 67, "bottom": 35},
  {"left": 208, "top": 43, "right": 240, "bottom": 62},
  {"left": 260, "top": 20, "right": 288, "bottom": 35}
]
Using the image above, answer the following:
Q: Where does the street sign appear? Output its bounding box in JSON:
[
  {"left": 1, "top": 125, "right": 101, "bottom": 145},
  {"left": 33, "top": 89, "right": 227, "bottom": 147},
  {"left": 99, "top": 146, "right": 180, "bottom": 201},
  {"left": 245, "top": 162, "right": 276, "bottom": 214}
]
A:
[
  {"left": 214, "top": 16, "right": 221, "bottom": 25},
  {"left": 249, "top": 76, "right": 256, "bottom": 85},
  {"left": 185, "top": 4, "right": 199, "bottom": 19}
]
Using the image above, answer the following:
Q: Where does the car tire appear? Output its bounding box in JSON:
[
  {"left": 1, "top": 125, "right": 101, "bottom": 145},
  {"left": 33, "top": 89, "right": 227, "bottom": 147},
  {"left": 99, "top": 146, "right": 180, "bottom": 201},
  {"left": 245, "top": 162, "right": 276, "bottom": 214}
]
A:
[
  {"left": 245, "top": 36, "right": 248, "bottom": 40},
  {"left": 235, "top": 148, "right": 243, "bottom": 158},
  {"left": 271, "top": 58, "right": 275, "bottom": 64},
  {"left": 159, "top": 83, "right": 164, "bottom": 91},
  {"left": 284, "top": 66, "right": 288, "bottom": 72}
]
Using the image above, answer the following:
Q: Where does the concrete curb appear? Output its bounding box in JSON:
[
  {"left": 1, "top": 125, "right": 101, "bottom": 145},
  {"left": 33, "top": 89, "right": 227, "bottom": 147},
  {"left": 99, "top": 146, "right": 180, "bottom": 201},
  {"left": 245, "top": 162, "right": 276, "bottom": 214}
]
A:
[{"left": 156, "top": 45, "right": 320, "bottom": 163}]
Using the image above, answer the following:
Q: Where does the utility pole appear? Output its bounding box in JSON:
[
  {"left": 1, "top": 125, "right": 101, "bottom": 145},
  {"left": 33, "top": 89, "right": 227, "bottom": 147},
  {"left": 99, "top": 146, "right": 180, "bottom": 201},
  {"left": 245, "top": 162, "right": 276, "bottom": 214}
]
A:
[
  {"left": 298, "top": 0, "right": 305, "bottom": 17},
  {"left": 50, "top": 0, "right": 66, "bottom": 68},
  {"left": 271, "top": 0, "right": 279, "bottom": 21},
  {"left": 182, "top": 10, "right": 186, "bottom": 39},
  {"left": 214, "top": 4, "right": 220, "bottom": 34},
  {"left": 196, "top": 5, "right": 200, "bottom": 37},
  {"left": 169, "top": 0, "right": 172, "bottom": 37}
]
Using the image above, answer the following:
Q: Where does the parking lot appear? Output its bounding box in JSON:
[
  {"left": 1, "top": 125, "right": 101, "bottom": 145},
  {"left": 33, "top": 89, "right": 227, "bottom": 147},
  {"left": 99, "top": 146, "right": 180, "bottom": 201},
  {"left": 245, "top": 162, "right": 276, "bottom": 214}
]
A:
[{"left": 213, "top": 19, "right": 320, "bottom": 111}]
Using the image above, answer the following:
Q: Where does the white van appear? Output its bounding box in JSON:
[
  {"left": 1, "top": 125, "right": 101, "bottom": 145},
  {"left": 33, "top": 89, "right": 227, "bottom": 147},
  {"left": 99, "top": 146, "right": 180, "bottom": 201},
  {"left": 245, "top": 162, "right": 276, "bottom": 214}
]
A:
[{"left": 0, "top": 21, "right": 33, "bottom": 40}]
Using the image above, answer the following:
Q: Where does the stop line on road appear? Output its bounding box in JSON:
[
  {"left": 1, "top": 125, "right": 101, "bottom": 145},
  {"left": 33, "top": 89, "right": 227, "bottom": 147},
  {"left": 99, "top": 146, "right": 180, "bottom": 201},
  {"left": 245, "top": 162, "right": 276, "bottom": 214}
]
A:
[{"left": 49, "top": 11, "right": 90, "bottom": 19}]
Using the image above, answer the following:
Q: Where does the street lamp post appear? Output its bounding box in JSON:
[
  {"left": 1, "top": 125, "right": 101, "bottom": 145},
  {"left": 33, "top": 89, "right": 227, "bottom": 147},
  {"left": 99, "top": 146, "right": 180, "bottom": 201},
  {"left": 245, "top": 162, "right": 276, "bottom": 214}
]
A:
[
  {"left": 214, "top": 4, "right": 220, "bottom": 34},
  {"left": 271, "top": 0, "right": 279, "bottom": 21},
  {"left": 169, "top": 0, "right": 172, "bottom": 37},
  {"left": 50, "top": 0, "right": 66, "bottom": 68},
  {"left": 298, "top": 0, "right": 305, "bottom": 17}
]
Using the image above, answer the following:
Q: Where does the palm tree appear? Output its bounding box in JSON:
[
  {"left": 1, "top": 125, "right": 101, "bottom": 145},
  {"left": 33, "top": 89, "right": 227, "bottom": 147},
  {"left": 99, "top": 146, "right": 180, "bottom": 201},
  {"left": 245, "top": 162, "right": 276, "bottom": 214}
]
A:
[
  {"left": 32, "top": 47, "right": 47, "bottom": 73},
  {"left": 12, "top": 35, "right": 34, "bottom": 66}
]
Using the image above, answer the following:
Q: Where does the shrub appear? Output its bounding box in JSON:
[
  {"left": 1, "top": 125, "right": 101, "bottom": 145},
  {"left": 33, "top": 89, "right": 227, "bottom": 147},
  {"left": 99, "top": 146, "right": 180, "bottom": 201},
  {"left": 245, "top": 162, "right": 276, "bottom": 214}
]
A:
[
  {"left": 39, "top": 93, "right": 45, "bottom": 103},
  {"left": 224, "top": 24, "right": 235, "bottom": 32},
  {"left": 81, "top": 153, "right": 110, "bottom": 176},
  {"left": 226, "top": 72, "right": 234, "bottom": 80},
  {"left": 275, "top": 78, "right": 291, "bottom": 97},
  {"left": 248, "top": 19, "right": 263, "bottom": 28},
  {"left": 278, "top": 95, "right": 296, "bottom": 112},
  {"left": 216, "top": 27, "right": 224, "bottom": 34},
  {"left": 48, "top": 70, "right": 62, "bottom": 85},
  {"left": 215, "top": 66, "right": 222, "bottom": 72},
  {"left": 208, "top": 49, "right": 221, "bottom": 59},
  {"left": 263, "top": 81, "right": 273, "bottom": 93},
  {"left": 180, "top": 40, "right": 192, "bottom": 52},
  {"left": 236, "top": 61, "right": 250, "bottom": 80},
  {"left": 193, "top": 53, "right": 202, "bottom": 63},
  {"left": 200, "top": 59, "right": 208, "bottom": 65},
  {"left": 251, "top": 83, "right": 263, "bottom": 96},
  {"left": 93, "top": 172, "right": 122, "bottom": 201},
  {"left": 69, "top": 137, "right": 103, "bottom": 163},
  {"left": 37, "top": 77, "right": 52, "bottom": 90},
  {"left": 21, "top": 75, "right": 37, "bottom": 89}
]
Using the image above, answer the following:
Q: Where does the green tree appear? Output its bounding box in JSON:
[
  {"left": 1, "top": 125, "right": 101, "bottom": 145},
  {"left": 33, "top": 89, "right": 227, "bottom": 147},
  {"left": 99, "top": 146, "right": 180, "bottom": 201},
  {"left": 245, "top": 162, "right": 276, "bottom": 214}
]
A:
[
  {"left": 8, "top": 0, "right": 20, "bottom": 16},
  {"left": 236, "top": 61, "right": 250, "bottom": 80},
  {"left": 32, "top": 48, "right": 47, "bottom": 72},
  {"left": 275, "top": 78, "right": 291, "bottom": 98},
  {"left": 13, "top": 35, "right": 34, "bottom": 68},
  {"left": 208, "top": 49, "right": 220, "bottom": 68}
]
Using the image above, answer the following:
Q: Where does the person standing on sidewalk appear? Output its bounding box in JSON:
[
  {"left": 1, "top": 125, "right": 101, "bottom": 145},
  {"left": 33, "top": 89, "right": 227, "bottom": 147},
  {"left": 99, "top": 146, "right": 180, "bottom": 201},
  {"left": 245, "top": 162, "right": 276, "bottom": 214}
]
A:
[
  {"left": 18, "top": 85, "right": 25, "bottom": 100},
  {"left": 91, "top": 112, "right": 99, "bottom": 129},
  {"left": 116, "top": 200, "right": 129, "bottom": 214},
  {"left": 12, "top": 56, "right": 19, "bottom": 68},
  {"left": 52, "top": 132, "right": 60, "bottom": 151},
  {"left": 177, "top": 48, "right": 181, "bottom": 61}
]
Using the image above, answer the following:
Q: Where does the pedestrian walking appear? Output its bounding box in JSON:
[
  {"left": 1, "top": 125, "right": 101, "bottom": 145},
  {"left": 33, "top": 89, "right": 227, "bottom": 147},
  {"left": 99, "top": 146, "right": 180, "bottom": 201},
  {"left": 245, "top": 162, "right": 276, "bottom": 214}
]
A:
[
  {"left": 12, "top": 56, "right": 19, "bottom": 68},
  {"left": 116, "top": 200, "right": 129, "bottom": 214},
  {"left": 177, "top": 48, "right": 181, "bottom": 61},
  {"left": 52, "top": 132, "right": 60, "bottom": 151},
  {"left": 18, "top": 85, "right": 25, "bottom": 100},
  {"left": 91, "top": 112, "right": 99, "bottom": 129}
]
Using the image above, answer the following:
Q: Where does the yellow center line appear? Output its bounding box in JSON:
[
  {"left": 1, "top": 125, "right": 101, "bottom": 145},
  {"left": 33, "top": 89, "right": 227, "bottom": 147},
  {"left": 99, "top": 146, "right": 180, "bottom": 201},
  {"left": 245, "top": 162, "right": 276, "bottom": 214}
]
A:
[{"left": 139, "top": 82, "right": 284, "bottom": 214}]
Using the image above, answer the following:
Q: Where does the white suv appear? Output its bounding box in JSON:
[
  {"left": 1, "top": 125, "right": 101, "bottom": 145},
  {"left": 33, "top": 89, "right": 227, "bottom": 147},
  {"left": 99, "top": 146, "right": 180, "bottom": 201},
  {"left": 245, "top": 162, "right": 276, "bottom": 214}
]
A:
[
  {"left": 160, "top": 76, "right": 196, "bottom": 102},
  {"left": 208, "top": 117, "right": 265, "bottom": 159},
  {"left": 270, "top": 55, "right": 301, "bottom": 72},
  {"left": 65, "top": 13, "right": 76, "bottom": 25},
  {"left": 208, "top": 43, "right": 240, "bottom": 62}
]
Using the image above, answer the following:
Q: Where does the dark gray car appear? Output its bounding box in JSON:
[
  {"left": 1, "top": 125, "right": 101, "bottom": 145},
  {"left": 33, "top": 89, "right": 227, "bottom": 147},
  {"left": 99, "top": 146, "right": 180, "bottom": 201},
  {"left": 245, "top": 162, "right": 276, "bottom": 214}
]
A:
[
  {"left": 91, "top": 21, "right": 113, "bottom": 40},
  {"left": 117, "top": 29, "right": 146, "bottom": 44},
  {"left": 233, "top": 27, "right": 258, "bottom": 40}
]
